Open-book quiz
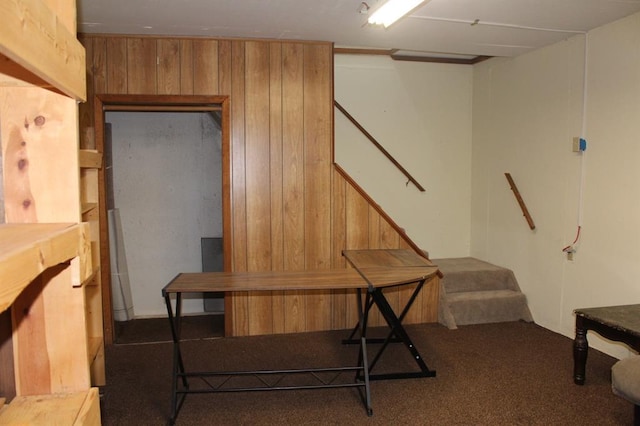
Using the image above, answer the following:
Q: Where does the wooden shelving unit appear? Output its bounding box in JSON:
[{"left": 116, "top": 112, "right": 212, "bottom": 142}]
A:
[
  {"left": 0, "top": 223, "right": 91, "bottom": 312},
  {"left": 80, "top": 149, "right": 105, "bottom": 386},
  {"left": 0, "top": 0, "right": 103, "bottom": 423}
]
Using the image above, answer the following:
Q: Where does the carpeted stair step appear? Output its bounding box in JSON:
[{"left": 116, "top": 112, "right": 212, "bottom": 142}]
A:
[
  {"left": 446, "top": 289, "right": 531, "bottom": 326},
  {"left": 435, "top": 257, "right": 518, "bottom": 293},
  {"left": 432, "top": 257, "right": 533, "bottom": 329}
]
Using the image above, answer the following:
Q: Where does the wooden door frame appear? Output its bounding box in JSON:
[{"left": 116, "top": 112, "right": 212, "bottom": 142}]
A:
[{"left": 94, "top": 94, "right": 232, "bottom": 344}]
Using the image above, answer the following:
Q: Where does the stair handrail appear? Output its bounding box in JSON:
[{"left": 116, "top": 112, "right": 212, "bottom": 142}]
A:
[
  {"left": 334, "top": 100, "right": 426, "bottom": 192},
  {"left": 504, "top": 172, "right": 536, "bottom": 230}
]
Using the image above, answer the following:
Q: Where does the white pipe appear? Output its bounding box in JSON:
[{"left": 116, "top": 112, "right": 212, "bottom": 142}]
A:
[{"left": 410, "top": 15, "right": 587, "bottom": 34}]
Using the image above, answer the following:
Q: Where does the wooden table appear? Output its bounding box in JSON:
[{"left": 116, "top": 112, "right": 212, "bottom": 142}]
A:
[
  {"left": 573, "top": 304, "right": 640, "bottom": 384},
  {"left": 162, "top": 249, "right": 439, "bottom": 424}
]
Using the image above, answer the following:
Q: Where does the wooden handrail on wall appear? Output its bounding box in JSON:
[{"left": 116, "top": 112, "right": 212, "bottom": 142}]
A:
[
  {"left": 505, "top": 172, "right": 536, "bottom": 230},
  {"left": 334, "top": 101, "right": 426, "bottom": 192}
]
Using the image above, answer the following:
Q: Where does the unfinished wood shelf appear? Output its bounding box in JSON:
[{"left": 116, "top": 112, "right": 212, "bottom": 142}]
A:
[
  {"left": 0, "top": 223, "right": 91, "bottom": 313},
  {"left": 0, "top": 388, "right": 100, "bottom": 425},
  {"left": 1, "top": 0, "right": 104, "bottom": 419},
  {"left": 82, "top": 203, "right": 99, "bottom": 215},
  {"left": 0, "top": 0, "right": 86, "bottom": 101},
  {"left": 79, "top": 150, "right": 103, "bottom": 169}
]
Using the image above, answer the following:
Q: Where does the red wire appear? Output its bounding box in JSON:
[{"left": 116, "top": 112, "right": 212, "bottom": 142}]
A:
[{"left": 562, "top": 226, "right": 581, "bottom": 252}]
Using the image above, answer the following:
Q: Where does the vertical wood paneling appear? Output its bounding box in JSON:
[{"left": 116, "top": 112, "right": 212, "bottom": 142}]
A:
[
  {"left": 331, "top": 168, "right": 348, "bottom": 330},
  {"left": 217, "top": 40, "right": 233, "bottom": 335},
  {"left": 368, "top": 209, "right": 384, "bottom": 326},
  {"left": 281, "top": 43, "right": 305, "bottom": 333},
  {"left": 193, "top": 40, "right": 219, "bottom": 95},
  {"left": 398, "top": 238, "right": 422, "bottom": 324},
  {"left": 344, "top": 184, "right": 369, "bottom": 327},
  {"left": 303, "top": 44, "right": 333, "bottom": 331},
  {"left": 126, "top": 38, "right": 156, "bottom": 94},
  {"left": 303, "top": 44, "right": 333, "bottom": 270},
  {"left": 229, "top": 40, "right": 249, "bottom": 335},
  {"left": 179, "top": 40, "right": 194, "bottom": 95},
  {"left": 80, "top": 35, "right": 439, "bottom": 339},
  {"left": 91, "top": 37, "right": 107, "bottom": 95},
  {"left": 380, "top": 217, "right": 401, "bottom": 319},
  {"left": 269, "top": 43, "right": 286, "bottom": 334},
  {"left": 106, "top": 38, "right": 127, "bottom": 94},
  {"left": 245, "top": 41, "right": 273, "bottom": 335},
  {"left": 157, "top": 39, "right": 181, "bottom": 95},
  {"left": 218, "top": 40, "right": 232, "bottom": 103}
]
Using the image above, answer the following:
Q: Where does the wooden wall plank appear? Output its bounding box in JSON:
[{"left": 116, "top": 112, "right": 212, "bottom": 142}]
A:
[
  {"left": 331, "top": 168, "right": 348, "bottom": 330},
  {"left": 179, "top": 40, "right": 194, "bottom": 95},
  {"left": 193, "top": 40, "right": 218, "bottom": 95},
  {"left": 344, "top": 183, "right": 369, "bottom": 327},
  {"left": 245, "top": 41, "right": 273, "bottom": 335},
  {"left": 303, "top": 44, "right": 333, "bottom": 331},
  {"left": 91, "top": 37, "right": 107, "bottom": 95},
  {"left": 269, "top": 43, "right": 285, "bottom": 334},
  {"left": 106, "top": 38, "right": 127, "bottom": 94},
  {"left": 217, "top": 40, "right": 233, "bottom": 335},
  {"left": 157, "top": 39, "right": 180, "bottom": 95},
  {"left": 303, "top": 44, "right": 333, "bottom": 270},
  {"left": 126, "top": 38, "right": 156, "bottom": 94},
  {"left": 229, "top": 40, "right": 249, "bottom": 335},
  {"left": 281, "top": 43, "right": 305, "bottom": 333},
  {"left": 379, "top": 217, "right": 401, "bottom": 319},
  {"left": 368, "top": 208, "right": 384, "bottom": 326}
]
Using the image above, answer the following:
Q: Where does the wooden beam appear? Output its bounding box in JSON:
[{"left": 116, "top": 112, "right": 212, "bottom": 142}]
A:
[{"left": 0, "top": 0, "right": 86, "bottom": 100}]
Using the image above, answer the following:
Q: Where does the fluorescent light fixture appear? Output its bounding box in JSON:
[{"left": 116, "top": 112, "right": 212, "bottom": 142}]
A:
[{"left": 368, "top": 0, "right": 427, "bottom": 28}]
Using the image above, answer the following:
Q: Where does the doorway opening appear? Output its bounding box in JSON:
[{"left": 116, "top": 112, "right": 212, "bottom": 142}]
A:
[{"left": 95, "top": 95, "right": 231, "bottom": 344}]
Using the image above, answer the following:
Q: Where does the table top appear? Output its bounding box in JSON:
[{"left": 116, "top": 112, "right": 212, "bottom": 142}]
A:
[
  {"left": 575, "top": 304, "right": 640, "bottom": 337},
  {"left": 164, "top": 249, "right": 439, "bottom": 294},
  {"left": 343, "top": 249, "right": 436, "bottom": 287},
  {"left": 343, "top": 249, "right": 434, "bottom": 267}
]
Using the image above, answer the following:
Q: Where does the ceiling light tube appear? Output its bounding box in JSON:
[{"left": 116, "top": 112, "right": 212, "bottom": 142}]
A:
[{"left": 368, "top": 0, "right": 427, "bottom": 28}]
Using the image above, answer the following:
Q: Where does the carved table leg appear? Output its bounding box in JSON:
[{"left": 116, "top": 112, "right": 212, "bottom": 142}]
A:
[{"left": 573, "top": 317, "right": 588, "bottom": 385}]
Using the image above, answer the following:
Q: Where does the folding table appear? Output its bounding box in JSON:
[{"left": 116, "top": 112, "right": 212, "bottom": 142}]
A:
[{"left": 162, "top": 249, "right": 439, "bottom": 424}]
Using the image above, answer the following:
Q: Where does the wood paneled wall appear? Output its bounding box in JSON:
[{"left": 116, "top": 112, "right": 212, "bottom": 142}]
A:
[{"left": 79, "top": 35, "right": 438, "bottom": 337}]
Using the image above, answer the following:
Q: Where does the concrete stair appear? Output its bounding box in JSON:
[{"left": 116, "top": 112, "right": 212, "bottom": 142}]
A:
[{"left": 432, "top": 257, "right": 533, "bottom": 329}]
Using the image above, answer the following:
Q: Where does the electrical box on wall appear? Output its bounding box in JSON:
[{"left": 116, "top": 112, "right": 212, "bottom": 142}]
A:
[{"left": 573, "top": 137, "right": 587, "bottom": 152}]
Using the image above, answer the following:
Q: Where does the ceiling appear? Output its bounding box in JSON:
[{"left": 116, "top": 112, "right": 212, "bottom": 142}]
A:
[{"left": 77, "top": 0, "right": 640, "bottom": 59}]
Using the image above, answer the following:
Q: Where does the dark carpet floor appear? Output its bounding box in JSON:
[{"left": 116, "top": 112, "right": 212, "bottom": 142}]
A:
[
  {"left": 101, "top": 321, "right": 633, "bottom": 425},
  {"left": 114, "top": 314, "right": 224, "bottom": 344}
]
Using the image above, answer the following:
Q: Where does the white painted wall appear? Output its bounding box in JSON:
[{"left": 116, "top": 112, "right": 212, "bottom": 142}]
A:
[
  {"left": 334, "top": 55, "right": 473, "bottom": 258},
  {"left": 107, "top": 111, "right": 222, "bottom": 317},
  {"left": 472, "top": 11, "right": 640, "bottom": 358}
]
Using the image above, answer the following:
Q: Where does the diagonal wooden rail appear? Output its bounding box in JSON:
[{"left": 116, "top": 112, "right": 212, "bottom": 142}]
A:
[
  {"left": 334, "top": 101, "right": 425, "bottom": 192},
  {"left": 505, "top": 172, "right": 535, "bottom": 230}
]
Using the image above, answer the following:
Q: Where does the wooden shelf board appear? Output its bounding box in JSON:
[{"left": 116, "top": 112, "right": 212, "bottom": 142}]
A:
[
  {"left": 81, "top": 203, "right": 98, "bottom": 215},
  {"left": 79, "top": 150, "right": 102, "bottom": 169},
  {"left": 0, "top": 223, "right": 90, "bottom": 314},
  {"left": 0, "top": 388, "right": 100, "bottom": 425},
  {"left": 0, "top": 0, "right": 86, "bottom": 100}
]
